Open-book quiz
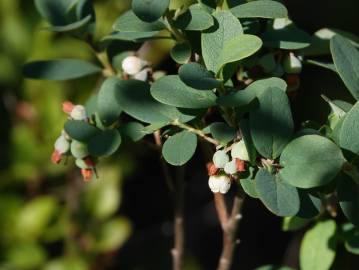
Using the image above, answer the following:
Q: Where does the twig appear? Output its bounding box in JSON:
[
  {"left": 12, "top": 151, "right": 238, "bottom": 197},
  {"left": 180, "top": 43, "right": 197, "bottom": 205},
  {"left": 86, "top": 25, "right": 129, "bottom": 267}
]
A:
[
  {"left": 86, "top": 39, "right": 116, "bottom": 76},
  {"left": 172, "top": 120, "right": 219, "bottom": 146},
  {"left": 153, "top": 131, "right": 185, "bottom": 270},
  {"left": 215, "top": 191, "right": 245, "bottom": 270}
]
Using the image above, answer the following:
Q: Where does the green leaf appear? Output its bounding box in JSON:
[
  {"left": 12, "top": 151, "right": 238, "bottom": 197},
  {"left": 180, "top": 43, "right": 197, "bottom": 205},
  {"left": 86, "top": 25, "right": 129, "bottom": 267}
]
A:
[
  {"left": 209, "top": 122, "right": 236, "bottom": 145},
  {"left": 300, "top": 220, "right": 337, "bottom": 270},
  {"left": 337, "top": 173, "right": 359, "bottom": 227},
  {"left": 23, "top": 59, "right": 101, "bottom": 81},
  {"left": 202, "top": 10, "right": 244, "bottom": 73},
  {"left": 305, "top": 59, "right": 337, "bottom": 73},
  {"left": 97, "top": 77, "right": 122, "bottom": 126},
  {"left": 48, "top": 15, "right": 92, "bottom": 33},
  {"left": 240, "top": 167, "right": 258, "bottom": 198},
  {"left": 282, "top": 216, "right": 310, "bottom": 232},
  {"left": 174, "top": 5, "right": 214, "bottom": 31},
  {"left": 150, "top": 75, "right": 217, "bottom": 109},
  {"left": 179, "top": 63, "right": 221, "bottom": 90},
  {"left": 115, "top": 79, "right": 197, "bottom": 123},
  {"left": 262, "top": 19, "right": 312, "bottom": 50},
  {"left": 219, "top": 34, "right": 262, "bottom": 73},
  {"left": 296, "top": 190, "right": 321, "bottom": 219},
  {"left": 64, "top": 120, "right": 101, "bottom": 142},
  {"left": 255, "top": 169, "right": 300, "bottom": 217},
  {"left": 331, "top": 35, "right": 359, "bottom": 100},
  {"left": 344, "top": 228, "right": 359, "bottom": 254},
  {"left": 250, "top": 87, "right": 294, "bottom": 159},
  {"left": 239, "top": 119, "right": 257, "bottom": 164},
  {"left": 113, "top": 10, "right": 165, "bottom": 32},
  {"left": 6, "top": 243, "right": 47, "bottom": 270},
  {"left": 118, "top": 122, "right": 145, "bottom": 142},
  {"left": 162, "top": 131, "right": 197, "bottom": 166},
  {"left": 339, "top": 101, "right": 359, "bottom": 156},
  {"left": 170, "top": 42, "right": 192, "bottom": 64},
  {"left": 94, "top": 218, "right": 132, "bottom": 252},
  {"left": 231, "top": 0, "right": 288, "bottom": 19},
  {"left": 279, "top": 135, "right": 345, "bottom": 188},
  {"left": 87, "top": 130, "right": 122, "bottom": 157},
  {"left": 35, "top": 0, "right": 73, "bottom": 25},
  {"left": 217, "top": 77, "right": 287, "bottom": 107},
  {"left": 132, "top": 0, "right": 170, "bottom": 22}
]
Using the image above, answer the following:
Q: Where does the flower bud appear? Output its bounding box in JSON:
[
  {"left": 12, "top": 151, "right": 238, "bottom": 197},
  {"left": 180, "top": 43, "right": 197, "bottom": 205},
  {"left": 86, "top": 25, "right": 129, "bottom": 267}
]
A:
[
  {"left": 81, "top": 169, "right": 93, "bottom": 182},
  {"left": 231, "top": 140, "right": 250, "bottom": 161},
  {"left": 71, "top": 140, "right": 89, "bottom": 159},
  {"left": 224, "top": 160, "right": 237, "bottom": 175},
  {"left": 70, "top": 105, "right": 87, "bottom": 121},
  {"left": 62, "top": 101, "right": 75, "bottom": 114},
  {"left": 235, "top": 159, "right": 246, "bottom": 172},
  {"left": 208, "top": 175, "right": 231, "bottom": 194},
  {"left": 134, "top": 68, "right": 149, "bottom": 81},
  {"left": 207, "top": 162, "right": 219, "bottom": 176},
  {"left": 54, "top": 135, "right": 70, "bottom": 154},
  {"left": 213, "top": 150, "right": 229, "bottom": 169},
  {"left": 283, "top": 52, "right": 302, "bottom": 74},
  {"left": 122, "top": 56, "right": 146, "bottom": 75},
  {"left": 51, "top": 150, "right": 62, "bottom": 164}
]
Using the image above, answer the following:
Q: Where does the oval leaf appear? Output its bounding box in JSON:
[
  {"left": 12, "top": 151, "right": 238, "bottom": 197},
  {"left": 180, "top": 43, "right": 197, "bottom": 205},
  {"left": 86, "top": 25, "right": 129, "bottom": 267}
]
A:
[
  {"left": 132, "top": 0, "right": 170, "bottom": 22},
  {"left": 300, "top": 220, "right": 337, "bottom": 270},
  {"left": 97, "top": 77, "right": 122, "bottom": 126},
  {"left": 179, "top": 63, "right": 221, "bottom": 90},
  {"left": 115, "top": 79, "right": 197, "bottom": 123},
  {"left": 202, "top": 10, "right": 244, "bottom": 73},
  {"left": 162, "top": 131, "right": 197, "bottom": 166},
  {"left": 150, "top": 75, "right": 217, "bottom": 109},
  {"left": 340, "top": 101, "right": 359, "bottom": 158},
  {"left": 209, "top": 122, "right": 236, "bottom": 145},
  {"left": 174, "top": 6, "right": 214, "bottom": 31},
  {"left": 64, "top": 120, "right": 101, "bottom": 142},
  {"left": 279, "top": 135, "right": 345, "bottom": 188},
  {"left": 217, "top": 77, "right": 287, "bottom": 107},
  {"left": 250, "top": 87, "right": 294, "bottom": 159},
  {"left": 88, "top": 130, "right": 122, "bottom": 157},
  {"left": 331, "top": 35, "right": 359, "bottom": 100},
  {"left": 113, "top": 10, "right": 165, "bottom": 32},
  {"left": 337, "top": 173, "right": 359, "bottom": 227},
  {"left": 23, "top": 59, "right": 101, "bottom": 81},
  {"left": 231, "top": 0, "right": 288, "bottom": 19},
  {"left": 255, "top": 169, "right": 300, "bottom": 216},
  {"left": 170, "top": 43, "right": 192, "bottom": 64}
]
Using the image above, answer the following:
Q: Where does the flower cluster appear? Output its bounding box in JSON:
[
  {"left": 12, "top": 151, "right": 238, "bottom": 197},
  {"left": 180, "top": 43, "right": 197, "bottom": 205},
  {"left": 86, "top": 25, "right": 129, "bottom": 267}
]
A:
[
  {"left": 51, "top": 101, "right": 97, "bottom": 181},
  {"left": 207, "top": 140, "right": 249, "bottom": 194}
]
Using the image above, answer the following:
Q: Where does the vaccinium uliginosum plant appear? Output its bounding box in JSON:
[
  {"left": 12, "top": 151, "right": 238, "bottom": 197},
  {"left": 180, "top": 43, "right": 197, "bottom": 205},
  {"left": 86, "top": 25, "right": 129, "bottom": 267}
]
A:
[{"left": 24, "top": 0, "right": 359, "bottom": 269}]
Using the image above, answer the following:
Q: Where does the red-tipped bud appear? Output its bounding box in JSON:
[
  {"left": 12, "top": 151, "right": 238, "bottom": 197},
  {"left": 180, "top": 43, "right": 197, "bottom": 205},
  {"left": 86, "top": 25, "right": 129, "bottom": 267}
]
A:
[
  {"left": 51, "top": 150, "right": 62, "bottom": 164},
  {"left": 235, "top": 159, "right": 246, "bottom": 172},
  {"left": 81, "top": 169, "right": 93, "bottom": 182},
  {"left": 62, "top": 101, "right": 75, "bottom": 114},
  {"left": 84, "top": 157, "right": 95, "bottom": 167},
  {"left": 207, "top": 162, "right": 219, "bottom": 176}
]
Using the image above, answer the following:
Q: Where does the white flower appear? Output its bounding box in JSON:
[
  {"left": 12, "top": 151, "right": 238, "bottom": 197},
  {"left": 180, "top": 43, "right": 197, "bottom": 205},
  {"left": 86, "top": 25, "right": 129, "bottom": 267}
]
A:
[
  {"left": 208, "top": 175, "right": 231, "bottom": 194},
  {"left": 213, "top": 150, "right": 229, "bottom": 169},
  {"left": 54, "top": 135, "right": 70, "bottom": 154},
  {"left": 70, "top": 105, "right": 87, "bottom": 121},
  {"left": 122, "top": 56, "right": 147, "bottom": 75},
  {"left": 231, "top": 140, "right": 250, "bottom": 161},
  {"left": 224, "top": 160, "right": 237, "bottom": 175},
  {"left": 134, "top": 68, "right": 149, "bottom": 81}
]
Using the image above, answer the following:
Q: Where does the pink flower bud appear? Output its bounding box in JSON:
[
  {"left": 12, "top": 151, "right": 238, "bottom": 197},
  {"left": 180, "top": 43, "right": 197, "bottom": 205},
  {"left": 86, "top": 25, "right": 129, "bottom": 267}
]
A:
[{"left": 62, "top": 101, "right": 75, "bottom": 114}]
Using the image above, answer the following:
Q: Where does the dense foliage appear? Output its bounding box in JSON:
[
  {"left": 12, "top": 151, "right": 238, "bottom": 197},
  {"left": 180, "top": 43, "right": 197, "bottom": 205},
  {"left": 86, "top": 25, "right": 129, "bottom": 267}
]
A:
[{"left": 17, "top": 0, "right": 359, "bottom": 269}]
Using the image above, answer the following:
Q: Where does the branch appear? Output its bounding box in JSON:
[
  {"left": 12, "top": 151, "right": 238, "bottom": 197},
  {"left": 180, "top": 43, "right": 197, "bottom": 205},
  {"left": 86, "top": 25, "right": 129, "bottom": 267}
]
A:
[
  {"left": 153, "top": 131, "right": 185, "bottom": 270},
  {"left": 215, "top": 190, "right": 245, "bottom": 270},
  {"left": 172, "top": 121, "right": 220, "bottom": 146}
]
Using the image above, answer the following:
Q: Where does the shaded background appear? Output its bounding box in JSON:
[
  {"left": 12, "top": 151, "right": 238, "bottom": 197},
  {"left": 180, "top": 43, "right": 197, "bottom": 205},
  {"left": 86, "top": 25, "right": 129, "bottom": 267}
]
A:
[{"left": 0, "top": 0, "right": 359, "bottom": 269}]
